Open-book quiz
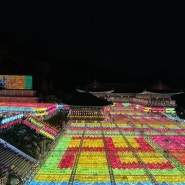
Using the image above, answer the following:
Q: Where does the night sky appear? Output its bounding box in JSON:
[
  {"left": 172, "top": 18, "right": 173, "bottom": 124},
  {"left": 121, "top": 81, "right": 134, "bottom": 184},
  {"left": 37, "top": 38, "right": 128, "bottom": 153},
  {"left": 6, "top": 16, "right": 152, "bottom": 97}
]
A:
[{"left": 0, "top": 1, "right": 185, "bottom": 87}]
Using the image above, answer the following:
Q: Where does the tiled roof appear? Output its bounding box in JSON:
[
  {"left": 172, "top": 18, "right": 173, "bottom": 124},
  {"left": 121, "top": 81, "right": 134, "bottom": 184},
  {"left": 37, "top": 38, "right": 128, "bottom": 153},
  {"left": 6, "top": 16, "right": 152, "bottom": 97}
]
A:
[
  {"left": 86, "top": 80, "right": 114, "bottom": 92},
  {"left": 62, "top": 92, "right": 112, "bottom": 106},
  {"left": 77, "top": 80, "right": 183, "bottom": 94},
  {"left": 147, "top": 81, "right": 183, "bottom": 94}
]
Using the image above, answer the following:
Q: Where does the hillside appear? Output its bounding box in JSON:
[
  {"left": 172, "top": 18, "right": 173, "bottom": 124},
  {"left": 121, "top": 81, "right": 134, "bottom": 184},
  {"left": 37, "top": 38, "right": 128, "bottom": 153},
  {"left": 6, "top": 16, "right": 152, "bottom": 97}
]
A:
[{"left": 0, "top": 32, "right": 185, "bottom": 94}]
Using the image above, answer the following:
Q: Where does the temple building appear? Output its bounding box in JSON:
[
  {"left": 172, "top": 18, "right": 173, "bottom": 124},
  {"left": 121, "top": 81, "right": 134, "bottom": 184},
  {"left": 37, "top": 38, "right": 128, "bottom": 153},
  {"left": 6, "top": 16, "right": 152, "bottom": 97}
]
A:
[
  {"left": 62, "top": 91, "right": 112, "bottom": 121},
  {"left": 133, "top": 81, "right": 182, "bottom": 107},
  {"left": 76, "top": 80, "right": 183, "bottom": 115},
  {"left": 76, "top": 79, "right": 114, "bottom": 95}
]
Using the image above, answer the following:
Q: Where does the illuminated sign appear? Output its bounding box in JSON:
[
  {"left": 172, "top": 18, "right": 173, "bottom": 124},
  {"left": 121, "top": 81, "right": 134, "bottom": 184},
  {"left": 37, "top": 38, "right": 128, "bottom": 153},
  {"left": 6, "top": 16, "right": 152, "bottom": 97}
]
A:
[{"left": 0, "top": 75, "right": 32, "bottom": 89}]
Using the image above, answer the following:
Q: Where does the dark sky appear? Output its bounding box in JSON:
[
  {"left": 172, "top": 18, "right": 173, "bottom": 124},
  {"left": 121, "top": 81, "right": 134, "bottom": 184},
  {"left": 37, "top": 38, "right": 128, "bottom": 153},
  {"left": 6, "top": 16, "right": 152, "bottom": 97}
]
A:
[{"left": 0, "top": 1, "right": 185, "bottom": 78}]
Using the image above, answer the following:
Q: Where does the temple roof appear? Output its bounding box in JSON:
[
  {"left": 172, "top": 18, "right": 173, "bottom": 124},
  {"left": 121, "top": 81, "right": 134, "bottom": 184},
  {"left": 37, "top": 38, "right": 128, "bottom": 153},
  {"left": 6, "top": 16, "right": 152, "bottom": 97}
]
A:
[
  {"left": 77, "top": 80, "right": 183, "bottom": 95},
  {"left": 62, "top": 92, "right": 112, "bottom": 107},
  {"left": 77, "top": 79, "right": 114, "bottom": 93},
  {"left": 151, "top": 81, "right": 170, "bottom": 90},
  {"left": 104, "top": 83, "right": 146, "bottom": 93},
  {"left": 147, "top": 81, "right": 183, "bottom": 94},
  {"left": 87, "top": 80, "right": 104, "bottom": 90}
]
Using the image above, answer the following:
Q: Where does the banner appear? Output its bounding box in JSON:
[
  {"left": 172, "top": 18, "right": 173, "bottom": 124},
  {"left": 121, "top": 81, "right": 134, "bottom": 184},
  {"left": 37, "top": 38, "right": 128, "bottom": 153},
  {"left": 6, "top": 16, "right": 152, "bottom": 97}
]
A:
[{"left": 0, "top": 75, "right": 32, "bottom": 89}]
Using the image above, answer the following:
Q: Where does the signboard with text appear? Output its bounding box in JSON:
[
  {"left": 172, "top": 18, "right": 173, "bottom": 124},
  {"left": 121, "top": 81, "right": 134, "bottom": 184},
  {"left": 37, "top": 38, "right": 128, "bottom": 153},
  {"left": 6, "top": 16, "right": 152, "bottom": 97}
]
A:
[{"left": 0, "top": 75, "right": 32, "bottom": 90}]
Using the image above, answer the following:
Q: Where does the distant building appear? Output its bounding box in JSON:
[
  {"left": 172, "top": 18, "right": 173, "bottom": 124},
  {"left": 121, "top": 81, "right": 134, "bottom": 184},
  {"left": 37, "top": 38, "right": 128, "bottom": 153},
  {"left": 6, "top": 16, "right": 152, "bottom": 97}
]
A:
[
  {"left": 0, "top": 89, "right": 39, "bottom": 102},
  {"left": 77, "top": 80, "right": 184, "bottom": 115},
  {"left": 62, "top": 91, "right": 112, "bottom": 121}
]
